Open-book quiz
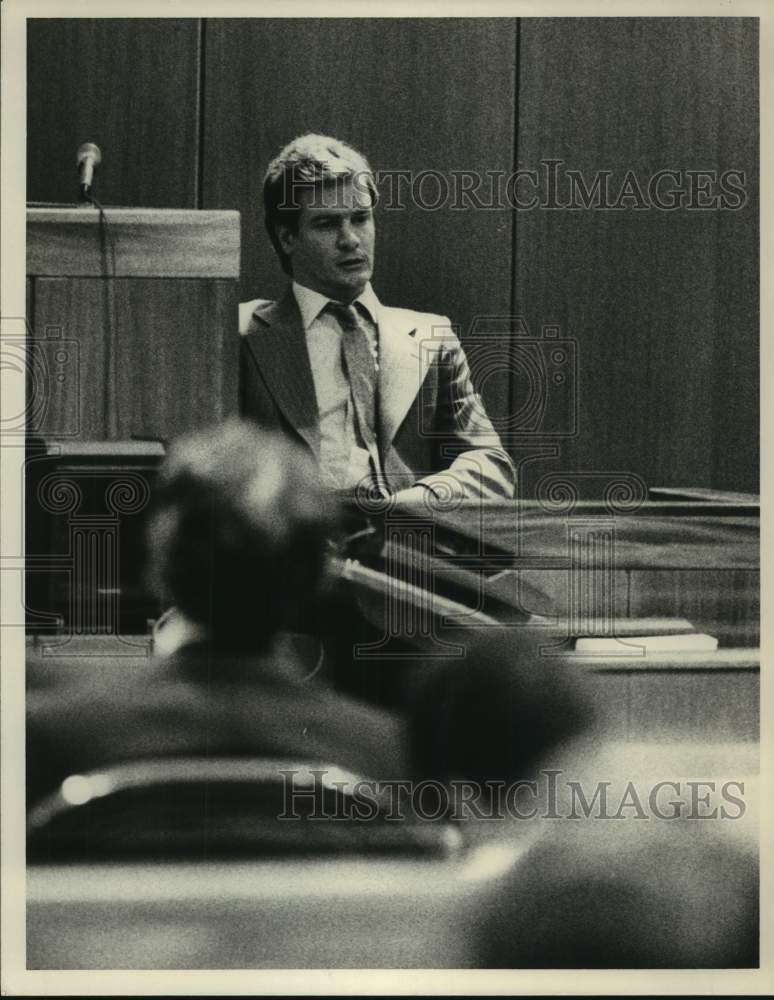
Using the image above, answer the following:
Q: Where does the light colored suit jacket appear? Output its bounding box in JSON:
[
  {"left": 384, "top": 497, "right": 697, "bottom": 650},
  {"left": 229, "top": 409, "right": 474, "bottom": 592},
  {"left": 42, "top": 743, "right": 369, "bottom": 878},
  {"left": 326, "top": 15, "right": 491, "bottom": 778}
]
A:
[{"left": 239, "top": 291, "right": 515, "bottom": 499}]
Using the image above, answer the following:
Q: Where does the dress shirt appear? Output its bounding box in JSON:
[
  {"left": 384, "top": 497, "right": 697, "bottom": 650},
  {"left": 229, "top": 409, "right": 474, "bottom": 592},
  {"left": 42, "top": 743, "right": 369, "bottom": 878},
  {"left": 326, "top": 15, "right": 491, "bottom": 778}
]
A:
[{"left": 292, "top": 280, "right": 380, "bottom": 491}]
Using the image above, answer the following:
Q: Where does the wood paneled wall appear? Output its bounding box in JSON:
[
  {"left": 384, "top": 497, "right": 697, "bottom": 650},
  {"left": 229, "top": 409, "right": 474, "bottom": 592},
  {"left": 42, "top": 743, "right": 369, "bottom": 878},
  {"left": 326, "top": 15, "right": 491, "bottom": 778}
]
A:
[
  {"left": 26, "top": 17, "right": 758, "bottom": 492},
  {"left": 27, "top": 19, "right": 202, "bottom": 208},
  {"left": 515, "top": 18, "right": 758, "bottom": 494}
]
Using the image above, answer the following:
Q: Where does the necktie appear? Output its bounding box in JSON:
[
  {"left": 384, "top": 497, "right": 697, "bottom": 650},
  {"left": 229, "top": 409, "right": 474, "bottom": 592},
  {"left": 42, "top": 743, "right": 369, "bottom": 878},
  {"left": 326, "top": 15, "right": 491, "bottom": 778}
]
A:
[{"left": 327, "top": 301, "right": 383, "bottom": 485}]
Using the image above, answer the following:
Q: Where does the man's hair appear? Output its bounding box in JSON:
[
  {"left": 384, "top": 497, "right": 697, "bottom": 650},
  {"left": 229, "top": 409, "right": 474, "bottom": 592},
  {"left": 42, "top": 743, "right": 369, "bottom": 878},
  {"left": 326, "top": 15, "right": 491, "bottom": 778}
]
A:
[
  {"left": 263, "top": 133, "right": 378, "bottom": 275},
  {"left": 146, "top": 419, "right": 332, "bottom": 653}
]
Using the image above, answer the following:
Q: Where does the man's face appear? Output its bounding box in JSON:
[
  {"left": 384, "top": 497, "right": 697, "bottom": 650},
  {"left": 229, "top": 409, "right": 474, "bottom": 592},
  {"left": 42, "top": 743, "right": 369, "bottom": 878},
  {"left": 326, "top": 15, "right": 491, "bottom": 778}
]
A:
[{"left": 278, "top": 177, "right": 375, "bottom": 302}]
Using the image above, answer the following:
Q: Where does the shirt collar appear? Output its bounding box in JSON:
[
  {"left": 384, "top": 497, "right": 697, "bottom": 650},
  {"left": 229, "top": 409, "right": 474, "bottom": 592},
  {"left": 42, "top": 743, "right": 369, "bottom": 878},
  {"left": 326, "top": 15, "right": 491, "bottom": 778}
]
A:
[{"left": 292, "top": 280, "right": 380, "bottom": 331}]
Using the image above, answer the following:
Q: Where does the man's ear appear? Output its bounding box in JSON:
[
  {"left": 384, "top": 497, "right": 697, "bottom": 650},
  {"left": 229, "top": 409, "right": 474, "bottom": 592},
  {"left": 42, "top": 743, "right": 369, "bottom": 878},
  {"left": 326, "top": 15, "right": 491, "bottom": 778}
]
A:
[{"left": 276, "top": 223, "right": 296, "bottom": 258}]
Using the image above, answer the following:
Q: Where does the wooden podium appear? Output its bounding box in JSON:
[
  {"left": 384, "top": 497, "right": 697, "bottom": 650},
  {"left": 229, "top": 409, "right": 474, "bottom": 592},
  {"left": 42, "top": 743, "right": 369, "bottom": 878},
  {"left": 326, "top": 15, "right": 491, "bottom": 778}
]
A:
[
  {"left": 26, "top": 206, "right": 241, "bottom": 441},
  {"left": 24, "top": 206, "right": 241, "bottom": 634}
]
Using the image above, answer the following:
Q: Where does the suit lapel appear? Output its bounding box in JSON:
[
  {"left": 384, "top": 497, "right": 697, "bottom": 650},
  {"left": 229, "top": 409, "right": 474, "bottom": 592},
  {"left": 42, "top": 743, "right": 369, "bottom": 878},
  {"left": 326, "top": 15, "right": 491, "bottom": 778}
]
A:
[
  {"left": 243, "top": 290, "right": 320, "bottom": 456},
  {"left": 244, "top": 295, "right": 441, "bottom": 462},
  {"left": 377, "top": 307, "right": 436, "bottom": 449}
]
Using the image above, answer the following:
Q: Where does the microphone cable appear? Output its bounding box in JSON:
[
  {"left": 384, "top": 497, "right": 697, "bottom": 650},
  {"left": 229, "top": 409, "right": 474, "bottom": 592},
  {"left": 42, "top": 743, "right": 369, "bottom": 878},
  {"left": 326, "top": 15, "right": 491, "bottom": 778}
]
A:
[{"left": 82, "top": 192, "right": 119, "bottom": 439}]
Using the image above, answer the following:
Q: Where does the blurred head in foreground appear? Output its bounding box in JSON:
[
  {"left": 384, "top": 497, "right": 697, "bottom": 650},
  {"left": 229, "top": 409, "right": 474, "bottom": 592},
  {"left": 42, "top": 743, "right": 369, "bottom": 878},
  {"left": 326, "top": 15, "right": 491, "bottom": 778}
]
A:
[
  {"left": 479, "top": 805, "right": 759, "bottom": 968},
  {"left": 409, "top": 628, "right": 590, "bottom": 785},
  {"left": 147, "top": 419, "right": 332, "bottom": 654}
]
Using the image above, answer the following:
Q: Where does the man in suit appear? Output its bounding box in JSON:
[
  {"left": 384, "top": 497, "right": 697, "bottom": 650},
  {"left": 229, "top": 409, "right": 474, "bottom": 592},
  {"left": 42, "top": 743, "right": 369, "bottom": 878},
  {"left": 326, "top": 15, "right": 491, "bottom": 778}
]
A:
[{"left": 240, "top": 134, "right": 515, "bottom": 503}]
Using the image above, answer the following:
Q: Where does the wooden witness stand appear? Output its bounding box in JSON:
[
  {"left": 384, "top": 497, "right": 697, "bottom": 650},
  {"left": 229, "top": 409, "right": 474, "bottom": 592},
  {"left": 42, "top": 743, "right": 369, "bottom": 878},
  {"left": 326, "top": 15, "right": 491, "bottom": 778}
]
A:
[{"left": 24, "top": 205, "right": 241, "bottom": 634}]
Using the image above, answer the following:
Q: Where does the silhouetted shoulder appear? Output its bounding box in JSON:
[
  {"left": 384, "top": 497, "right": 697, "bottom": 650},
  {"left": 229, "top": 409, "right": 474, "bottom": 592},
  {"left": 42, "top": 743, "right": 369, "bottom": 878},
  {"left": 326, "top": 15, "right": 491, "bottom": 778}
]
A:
[{"left": 239, "top": 298, "right": 274, "bottom": 336}]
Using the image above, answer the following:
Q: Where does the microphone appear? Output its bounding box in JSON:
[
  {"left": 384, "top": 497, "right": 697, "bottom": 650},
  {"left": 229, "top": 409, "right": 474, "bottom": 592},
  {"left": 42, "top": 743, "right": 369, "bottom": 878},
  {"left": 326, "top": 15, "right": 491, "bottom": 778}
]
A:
[{"left": 77, "top": 142, "right": 102, "bottom": 201}]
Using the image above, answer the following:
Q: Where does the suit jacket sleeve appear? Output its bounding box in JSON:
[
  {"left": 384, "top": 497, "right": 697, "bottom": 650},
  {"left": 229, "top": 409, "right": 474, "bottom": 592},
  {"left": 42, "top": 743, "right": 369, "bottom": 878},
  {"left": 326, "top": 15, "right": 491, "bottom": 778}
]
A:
[{"left": 414, "top": 322, "right": 516, "bottom": 501}]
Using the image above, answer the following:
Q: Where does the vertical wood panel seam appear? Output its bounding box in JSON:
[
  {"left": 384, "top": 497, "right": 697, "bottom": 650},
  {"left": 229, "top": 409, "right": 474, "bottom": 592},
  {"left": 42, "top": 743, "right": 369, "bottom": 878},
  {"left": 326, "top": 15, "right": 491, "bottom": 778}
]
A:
[
  {"left": 509, "top": 18, "right": 521, "bottom": 462},
  {"left": 194, "top": 19, "right": 207, "bottom": 210}
]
